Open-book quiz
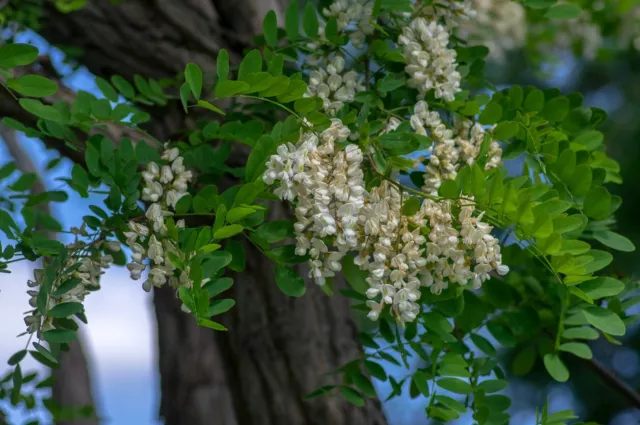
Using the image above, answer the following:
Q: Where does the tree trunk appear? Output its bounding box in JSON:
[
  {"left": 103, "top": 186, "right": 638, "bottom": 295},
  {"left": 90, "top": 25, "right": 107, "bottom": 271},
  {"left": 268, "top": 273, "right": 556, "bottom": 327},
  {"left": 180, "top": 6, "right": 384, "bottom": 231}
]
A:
[{"left": 22, "top": 2, "right": 389, "bottom": 425}]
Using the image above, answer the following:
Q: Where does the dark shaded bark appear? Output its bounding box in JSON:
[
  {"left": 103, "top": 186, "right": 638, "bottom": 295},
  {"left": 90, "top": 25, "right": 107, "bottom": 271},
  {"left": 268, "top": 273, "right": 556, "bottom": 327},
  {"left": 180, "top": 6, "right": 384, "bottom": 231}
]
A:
[{"left": 7, "top": 2, "right": 390, "bottom": 425}]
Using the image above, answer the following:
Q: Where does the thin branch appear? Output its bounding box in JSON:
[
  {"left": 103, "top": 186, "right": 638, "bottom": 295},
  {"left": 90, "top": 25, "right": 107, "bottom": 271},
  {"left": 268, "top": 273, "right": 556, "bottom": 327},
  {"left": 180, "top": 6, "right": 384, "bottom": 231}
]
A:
[{"left": 582, "top": 357, "right": 640, "bottom": 409}]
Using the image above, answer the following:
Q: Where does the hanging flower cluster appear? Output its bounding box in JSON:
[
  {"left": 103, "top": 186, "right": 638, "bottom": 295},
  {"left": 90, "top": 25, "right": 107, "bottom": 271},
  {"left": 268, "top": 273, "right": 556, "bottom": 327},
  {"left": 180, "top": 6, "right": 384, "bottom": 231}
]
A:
[
  {"left": 23, "top": 227, "right": 119, "bottom": 335},
  {"left": 125, "top": 145, "right": 193, "bottom": 292},
  {"left": 306, "top": 55, "right": 366, "bottom": 116},
  {"left": 410, "top": 100, "right": 502, "bottom": 195},
  {"left": 398, "top": 17, "right": 462, "bottom": 102},
  {"left": 411, "top": 0, "right": 474, "bottom": 28},
  {"left": 264, "top": 119, "right": 365, "bottom": 286},
  {"left": 264, "top": 117, "right": 509, "bottom": 323},
  {"left": 321, "top": 0, "right": 375, "bottom": 47}
]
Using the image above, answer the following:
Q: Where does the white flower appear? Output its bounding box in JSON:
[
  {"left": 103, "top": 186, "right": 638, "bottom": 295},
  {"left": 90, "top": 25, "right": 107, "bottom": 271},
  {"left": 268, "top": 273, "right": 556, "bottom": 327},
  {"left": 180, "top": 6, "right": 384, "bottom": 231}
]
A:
[
  {"left": 305, "top": 55, "right": 365, "bottom": 115},
  {"left": 399, "top": 17, "right": 461, "bottom": 102},
  {"left": 161, "top": 147, "right": 180, "bottom": 161}
]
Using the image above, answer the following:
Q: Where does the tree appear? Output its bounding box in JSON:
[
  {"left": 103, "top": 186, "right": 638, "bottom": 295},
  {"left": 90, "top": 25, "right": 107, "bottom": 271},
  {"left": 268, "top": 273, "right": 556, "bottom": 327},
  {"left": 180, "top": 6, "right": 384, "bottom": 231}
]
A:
[{"left": 0, "top": 1, "right": 638, "bottom": 425}]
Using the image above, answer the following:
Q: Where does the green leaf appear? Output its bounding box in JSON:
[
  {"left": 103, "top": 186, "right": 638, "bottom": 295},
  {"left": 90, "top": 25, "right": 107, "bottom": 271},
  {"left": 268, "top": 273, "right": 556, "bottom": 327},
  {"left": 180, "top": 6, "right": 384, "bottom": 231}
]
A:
[
  {"left": 412, "top": 371, "right": 430, "bottom": 396},
  {"left": 285, "top": 1, "right": 300, "bottom": 40},
  {"left": 594, "top": 231, "right": 635, "bottom": 252},
  {"left": 377, "top": 73, "right": 406, "bottom": 93},
  {"left": 541, "top": 96, "right": 570, "bottom": 122},
  {"left": 543, "top": 353, "right": 569, "bottom": 382},
  {"left": 185, "top": 63, "right": 203, "bottom": 99},
  {"left": 208, "top": 298, "right": 235, "bottom": 316},
  {"left": 32, "top": 342, "right": 58, "bottom": 365},
  {"left": 215, "top": 80, "right": 250, "bottom": 98},
  {"left": 48, "top": 302, "right": 84, "bottom": 318},
  {"left": 579, "top": 277, "right": 625, "bottom": 299},
  {"left": 436, "top": 378, "right": 472, "bottom": 394},
  {"left": 477, "top": 379, "right": 508, "bottom": 394},
  {"left": 205, "top": 278, "right": 234, "bottom": 297},
  {"left": 493, "top": 121, "right": 519, "bottom": 140},
  {"left": 254, "top": 221, "right": 294, "bottom": 243},
  {"left": 95, "top": 77, "right": 118, "bottom": 101},
  {"left": 7, "top": 350, "right": 27, "bottom": 366},
  {"left": 524, "top": 89, "right": 544, "bottom": 112},
  {"left": 583, "top": 306, "right": 626, "bottom": 336},
  {"left": 584, "top": 187, "right": 611, "bottom": 220},
  {"left": 238, "top": 50, "right": 262, "bottom": 80},
  {"left": 305, "top": 385, "right": 336, "bottom": 400},
  {"left": 364, "top": 360, "right": 387, "bottom": 381},
  {"left": 213, "top": 224, "right": 244, "bottom": 239},
  {"left": 175, "top": 194, "right": 192, "bottom": 214},
  {"left": 438, "top": 179, "right": 458, "bottom": 199},
  {"left": 217, "top": 49, "right": 230, "bottom": 82},
  {"left": 179, "top": 82, "right": 190, "bottom": 112},
  {"left": 0, "top": 44, "right": 39, "bottom": 68},
  {"left": 352, "top": 371, "right": 376, "bottom": 397},
  {"left": 546, "top": 3, "right": 582, "bottom": 19},
  {"left": 402, "top": 197, "right": 421, "bottom": 216},
  {"left": 470, "top": 333, "right": 496, "bottom": 356},
  {"left": 562, "top": 326, "right": 599, "bottom": 340},
  {"left": 8, "top": 75, "right": 58, "bottom": 98},
  {"left": 573, "top": 130, "right": 603, "bottom": 150},
  {"left": 340, "top": 387, "right": 364, "bottom": 407},
  {"left": 582, "top": 250, "right": 613, "bottom": 273},
  {"left": 559, "top": 342, "right": 592, "bottom": 359},
  {"left": 196, "top": 100, "right": 225, "bottom": 115},
  {"left": 9, "top": 173, "right": 37, "bottom": 192},
  {"left": 342, "top": 254, "right": 369, "bottom": 294},
  {"left": 478, "top": 102, "right": 502, "bottom": 125},
  {"left": 111, "top": 75, "right": 136, "bottom": 98},
  {"left": 42, "top": 329, "right": 77, "bottom": 344},
  {"left": 225, "top": 239, "right": 246, "bottom": 272},
  {"left": 245, "top": 135, "right": 276, "bottom": 181},
  {"left": 197, "top": 318, "right": 228, "bottom": 331},
  {"left": 569, "top": 164, "right": 592, "bottom": 196},
  {"left": 263, "top": 10, "right": 278, "bottom": 47},
  {"left": 487, "top": 322, "right": 516, "bottom": 347},
  {"left": 226, "top": 206, "right": 255, "bottom": 223},
  {"left": 19, "top": 99, "right": 61, "bottom": 121},
  {"left": 0, "top": 162, "right": 16, "bottom": 180},
  {"left": 274, "top": 264, "right": 306, "bottom": 297},
  {"left": 302, "top": 2, "right": 319, "bottom": 37}
]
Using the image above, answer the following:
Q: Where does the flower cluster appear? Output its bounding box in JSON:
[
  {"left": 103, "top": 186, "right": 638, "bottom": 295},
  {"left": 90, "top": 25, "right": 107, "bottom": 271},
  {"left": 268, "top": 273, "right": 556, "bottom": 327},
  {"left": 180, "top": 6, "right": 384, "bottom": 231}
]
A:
[
  {"left": 457, "top": 0, "right": 526, "bottom": 59},
  {"left": 322, "top": 0, "right": 375, "bottom": 48},
  {"left": 412, "top": 0, "right": 474, "bottom": 28},
  {"left": 410, "top": 100, "right": 502, "bottom": 195},
  {"left": 399, "top": 17, "right": 462, "bottom": 102},
  {"left": 125, "top": 145, "right": 193, "bottom": 292},
  {"left": 264, "top": 117, "right": 509, "bottom": 323},
  {"left": 23, "top": 230, "right": 119, "bottom": 335},
  {"left": 359, "top": 185, "right": 508, "bottom": 322},
  {"left": 306, "top": 55, "right": 366, "bottom": 116},
  {"left": 264, "top": 119, "right": 365, "bottom": 286}
]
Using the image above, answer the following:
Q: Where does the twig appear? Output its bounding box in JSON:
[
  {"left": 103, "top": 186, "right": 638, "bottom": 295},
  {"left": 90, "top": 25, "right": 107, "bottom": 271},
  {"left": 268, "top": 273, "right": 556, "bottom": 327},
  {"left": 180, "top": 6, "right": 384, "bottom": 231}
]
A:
[{"left": 582, "top": 357, "right": 640, "bottom": 409}]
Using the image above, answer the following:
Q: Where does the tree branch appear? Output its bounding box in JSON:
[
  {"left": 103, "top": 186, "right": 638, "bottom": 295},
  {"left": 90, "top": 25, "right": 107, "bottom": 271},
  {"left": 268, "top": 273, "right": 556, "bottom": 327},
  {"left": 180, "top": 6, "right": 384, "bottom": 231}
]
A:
[
  {"left": 582, "top": 356, "right": 640, "bottom": 409},
  {"left": 0, "top": 57, "right": 160, "bottom": 164}
]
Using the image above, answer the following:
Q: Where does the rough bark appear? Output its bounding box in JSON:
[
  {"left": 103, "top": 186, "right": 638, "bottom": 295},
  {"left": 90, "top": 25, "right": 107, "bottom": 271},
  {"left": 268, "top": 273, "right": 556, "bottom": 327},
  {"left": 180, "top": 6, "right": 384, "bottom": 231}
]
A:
[
  {"left": 7, "top": 2, "right": 390, "bottom": 425},
  {"left": 0, "top": 126, "right": 99, "bottom": 425}
]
